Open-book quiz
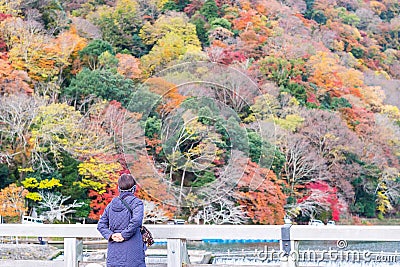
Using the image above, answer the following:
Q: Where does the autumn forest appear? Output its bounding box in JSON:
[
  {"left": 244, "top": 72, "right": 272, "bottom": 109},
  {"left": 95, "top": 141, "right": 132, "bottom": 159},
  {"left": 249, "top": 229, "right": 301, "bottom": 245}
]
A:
[{"left": 0, "top": 0, "right": 399, "bottom": 225}]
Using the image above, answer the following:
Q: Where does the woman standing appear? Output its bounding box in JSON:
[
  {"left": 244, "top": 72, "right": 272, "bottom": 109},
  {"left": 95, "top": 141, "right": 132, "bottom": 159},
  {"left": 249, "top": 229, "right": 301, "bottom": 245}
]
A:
[{"left": 97, "top": 174, "right": 146, "bottom": 267}]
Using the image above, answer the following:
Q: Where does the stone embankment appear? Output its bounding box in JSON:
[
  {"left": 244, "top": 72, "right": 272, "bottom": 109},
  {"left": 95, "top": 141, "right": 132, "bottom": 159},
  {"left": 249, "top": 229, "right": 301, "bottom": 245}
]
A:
[{"left": 0, "top": 243, "right": 59, "bottom": 260}]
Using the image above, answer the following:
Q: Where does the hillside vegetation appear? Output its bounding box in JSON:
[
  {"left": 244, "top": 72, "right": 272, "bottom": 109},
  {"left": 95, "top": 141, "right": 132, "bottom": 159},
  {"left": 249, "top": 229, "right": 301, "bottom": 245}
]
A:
[{"left": 0, "top": 0, "right": 399, "bottom": 225}]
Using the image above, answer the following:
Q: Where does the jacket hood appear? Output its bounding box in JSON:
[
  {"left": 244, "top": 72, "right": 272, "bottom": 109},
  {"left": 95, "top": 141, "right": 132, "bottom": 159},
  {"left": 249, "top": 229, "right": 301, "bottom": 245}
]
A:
[{"left": 111, "top": 192, "right": 135, "bottom": 212}]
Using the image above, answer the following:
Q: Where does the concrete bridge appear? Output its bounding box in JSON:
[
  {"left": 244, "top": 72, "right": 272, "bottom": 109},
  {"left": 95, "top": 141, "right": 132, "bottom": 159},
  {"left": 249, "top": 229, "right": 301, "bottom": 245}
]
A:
[{"left": 0, "top": 224, "right": 399, "bottom": 267}]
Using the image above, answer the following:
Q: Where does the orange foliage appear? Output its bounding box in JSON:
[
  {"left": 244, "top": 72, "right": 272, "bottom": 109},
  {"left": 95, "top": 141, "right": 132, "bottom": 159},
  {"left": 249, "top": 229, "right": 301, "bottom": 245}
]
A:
[
  {"left": 88, "top": 171, "right": 176, "bottom": 220},
  {"left": 146, "top": 77, "right": 176, "bottom": 95},
  {"left": 135, "top": 183, "right": 176, "bottom": 219},
  {"left": 294, "top": 13, "right": 318, "bottom": 29},
  {"left": 340, "top": 106, "right": 375, "bottom": 135},
  {"left": 129, "top": 155, "right": 175, "bottom": 205},
  {"left": 211, "top": 40, "right": 228, "bottom": 48},
  {"left": 308, "top": 51, "right": 367, "bottom": 99},
  {"left": 370, "top": 1, "right": 387, "bottom": 15},
  {"left": 129, "top": 155, "right": 177, "bottom": 218},
  {"left": 236, "top": 161, "right": 286, "bottom": 224},
  {"left": 237, "top": 30, "right": 265, "bottom": 59},
  {"left": 88, "top": 187, "right": 118, "bottom": 220},
  {"left": 348, "top": 87, "right": 362, "bottom": 98},
  {"left": 146, "top": 135, "right": 163, "bottom": 154},
  {"left": 146, "top": 77, "right": 187, "bottom": 116},
  {"left": 0, "top": 53, "right": 32, "bottom": 95},
  {"left": 54, "top": 27, "right": 87, "bottom": 57},
  {"left": 231, "top": 0, "right": 274, "bottom": 37},
  {"left": 0, "top": 183, "right": 28, "bottom": 218},
  {"left": 116, "top": 53, "right": 142, "bottom": 80}
]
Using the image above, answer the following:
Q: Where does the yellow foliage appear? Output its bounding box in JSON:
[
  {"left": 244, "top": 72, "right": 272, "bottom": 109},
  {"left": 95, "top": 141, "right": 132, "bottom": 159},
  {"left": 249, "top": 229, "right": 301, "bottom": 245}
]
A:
[
  {"left": 376, "top": 190, "right": 392, "bottom": 214},
  {"left": 139, "top": 14, "right": 201, "bottom": 75},
  {"left": 75, "top": 179, "right": 107, "bottom": 194},
  {"left": 52, "top": 27, "right": 88, "bottom": 68},
  {"left": 362, "top": 86, "right": 385, "bottom": 109},
  {"left": 21, "top": 177, "right": 39, "bottom": 189},
  {"left": 382, "top": 105, "right": 400, "bottom": 120},
  {"left": 30, "top": 103, "right": 108, "bottom": 167},
  {"left": 2, "top": 17, "right": 64, "bottom": 82},
  {"left": 274, "top": 114, "right": 304, "bottom": 132},
  {"left": 374, "top": 70, "right": 391, "bottom": 80},
  {"left": 250, "top": 94, "right": 280, "bottom": 120},
  {"left": 243, "top": 113, "right": 256, "bottom": 123},
  {"left": 369, "top": 1, "right": 387, "bottom": 15},
  {"left": 332, "top": 40, "right": 344, "bottom": 52},
  {"left": 141, "top": 32, "right": 186, "bottom": 75},
  {"left": 338, "top": 68, "right": 364, "bottom": 89},
  {"left": 0, "top": 0, "right": 22, "bottom": 16},
  {"left": 140, "top": 15, "right": 200, "bottom": 47},
  {"left": 78, "top": 157, "right": 122, "bottom": 187},
  {"left": 18, "top": 167, "right": 34, "bottom": 173},
  {"left": 38, "top": 178, "right": 62, "bottom": 189},
  {"left": 25, "top": 192, "right": 42, "bottom": 202},
  {"left": 115, "top": 0, "right": 138, "bottom": 14}
]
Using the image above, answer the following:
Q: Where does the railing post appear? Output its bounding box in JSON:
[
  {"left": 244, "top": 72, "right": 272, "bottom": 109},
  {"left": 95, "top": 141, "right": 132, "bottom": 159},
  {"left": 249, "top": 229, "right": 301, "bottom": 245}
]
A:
[
  {"left": 167, "top": 238, "right": 190, "bottom": 266},
  {"left": 64, "top": 237, "right": 83, "bottom": 267},
  {"left": 280, "top": 223, "right": 298, "bottom": 267}
]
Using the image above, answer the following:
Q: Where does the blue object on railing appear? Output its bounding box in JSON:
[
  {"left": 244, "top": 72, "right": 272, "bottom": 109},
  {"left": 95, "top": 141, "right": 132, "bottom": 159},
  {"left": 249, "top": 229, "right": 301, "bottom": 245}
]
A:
[{"left": 202, "top": 239, "right": 279, "bottom": 244}]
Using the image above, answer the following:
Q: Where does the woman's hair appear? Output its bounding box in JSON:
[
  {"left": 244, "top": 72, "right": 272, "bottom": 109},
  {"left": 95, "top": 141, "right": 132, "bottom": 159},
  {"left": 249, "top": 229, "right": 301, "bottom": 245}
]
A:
[{"left": 118, "top": 174, "right": 136, "bottom": 191}]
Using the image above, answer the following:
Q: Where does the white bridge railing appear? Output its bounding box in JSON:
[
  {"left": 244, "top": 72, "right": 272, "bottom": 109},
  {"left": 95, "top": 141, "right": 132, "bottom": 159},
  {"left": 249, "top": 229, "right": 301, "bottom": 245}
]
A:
[{"left": 0, "top": 224, "right": 400, "bottom": 267}]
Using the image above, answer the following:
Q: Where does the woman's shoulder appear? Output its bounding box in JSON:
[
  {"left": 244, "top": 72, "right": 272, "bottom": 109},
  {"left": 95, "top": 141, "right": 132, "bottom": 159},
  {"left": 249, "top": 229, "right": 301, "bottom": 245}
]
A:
[{"left": 126, "top": 195, "right": 143, "bottom": 206}]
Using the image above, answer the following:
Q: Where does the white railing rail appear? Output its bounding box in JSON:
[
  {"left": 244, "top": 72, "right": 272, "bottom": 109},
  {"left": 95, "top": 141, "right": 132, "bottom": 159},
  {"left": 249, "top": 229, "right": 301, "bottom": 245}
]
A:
[{"left": 0, "top": 224, "right": 400, "bottom": 267}]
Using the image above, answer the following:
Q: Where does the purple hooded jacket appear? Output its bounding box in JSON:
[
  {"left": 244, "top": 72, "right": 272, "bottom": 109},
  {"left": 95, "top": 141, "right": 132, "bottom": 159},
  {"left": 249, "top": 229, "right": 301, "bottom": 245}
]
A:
[{"left": 97, "top": 191, "right": 146, "bottom": 267}]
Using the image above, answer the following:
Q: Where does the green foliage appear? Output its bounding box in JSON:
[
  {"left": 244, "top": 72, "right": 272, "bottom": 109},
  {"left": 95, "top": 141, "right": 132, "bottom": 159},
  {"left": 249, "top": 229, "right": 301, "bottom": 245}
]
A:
[
  {"left": 210, "top": 18, "right": 231, "bottom": 30},
  {"left": 163, "top": 1, "right": 180, "bottom": 11},
  {"left": 1, "top": 0, "right": 399, "bottom": 222},
  {"left": 281, "top": 83, "right": 307, "bottom": 105},
  {"left": 350, "top": 195, "right": 376, "bottom": 218},
  {"left": 225, "top": 116, "right": 247, "bottom": 152},
  {"left": 351, "top": 165, "right": 381, "bottom": 217},
  {"left": 337, "top": 7, "right": 360, "bottom": 26},
  {"left": 351, "top": 47, "right": 365, "bottom": 59},
  {"left": 379, "top": 3, "right": 400, "bottom": 21},
  {"left": 259, "top": 56, "right": 305, "bottom": 87},
  {"left": 89, "top": 0, "right": 142, "bottom": 53},
  {"left": 98, "top": 51, "right": 118, "bottom": 69},
  {"left": 0, "top": 164, "right": 13, "bottom": 189},
  {"left": 181, "top": 97, "right": 220, "bottom": 114},
  {"left": 131, "top": 34, "right": 150, "bottom": 58},
  {"left": 74, "top": 199, "right": 91, "bottom": 218},
  {"left": 145, "top": 116, "right": 162, "bottom": 139},
  {"left": 58, "top": 154, "right": 87, "bottom": 206},
  {"left": 198, "top": 106, "right": 214, "bottom": 125},
  {"left": 162, "top": 0, "right": 189, "bottom": 12},
  {"left": 320, "top": 94, "right": 352, "bottom": 110},
  {"left": 31, "top": 0, "right": 68, "bottom": 35},
  {"left": 127, "top": 86, "right": 160, "bottom": 114},
  {"left": 64, "top": 68, "right": 134, "bottom": 107},
  {"left": 268, "top": 145, "right": 286, "bottom": 175},
  {"left": 191, "top": 171, "right": 215, "bottom": 187},
  {"left": 304, "top": 1, "right": 327, "bottom": 25},
  {"left": 246, "top": 130, "right": 286, "bottom": 172},
  {"left": 190, "top": 17, "right": 209, "bottom": 47},
  {"left": 247, "top": 130, "right": 262, "bottom": 163},
  {"left": 199, "top": 0, "right": 219, "bottom": 22},
  {"left": 79, "top": 40, "right": 115, "bottom": 69}
]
